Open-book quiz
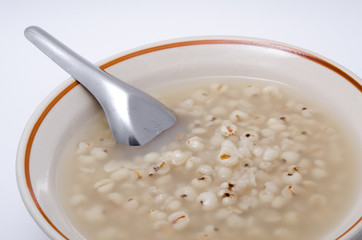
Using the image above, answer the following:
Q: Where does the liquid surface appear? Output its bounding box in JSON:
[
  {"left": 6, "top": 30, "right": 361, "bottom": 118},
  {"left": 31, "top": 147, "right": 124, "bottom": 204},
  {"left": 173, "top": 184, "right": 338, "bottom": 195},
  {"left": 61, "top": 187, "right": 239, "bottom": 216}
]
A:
[{"left": 58, "top": 78, "right": 359, "bottom": 240}]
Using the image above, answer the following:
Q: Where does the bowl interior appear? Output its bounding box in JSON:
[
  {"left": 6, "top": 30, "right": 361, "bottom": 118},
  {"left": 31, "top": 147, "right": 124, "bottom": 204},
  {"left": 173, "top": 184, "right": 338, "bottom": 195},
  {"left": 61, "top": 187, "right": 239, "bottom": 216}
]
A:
[{"left": 17, "top": 37, "right": 362, "bottom": 240}]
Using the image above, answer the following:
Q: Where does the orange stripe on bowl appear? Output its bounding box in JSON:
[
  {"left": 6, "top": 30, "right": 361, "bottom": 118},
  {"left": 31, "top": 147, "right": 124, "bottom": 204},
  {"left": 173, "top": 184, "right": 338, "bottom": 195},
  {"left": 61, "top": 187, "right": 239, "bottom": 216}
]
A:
[
  {"left": 99, "top": 39, "right": 362, "bottom": 92},
  {"left": 336, "top": 217, "right": 362, "bottom": 240},
  {"left": 25, "top": 81, "right": 78, "bottom": 240},
  {"left": 25, "top": 39, "right": 362, "bottom": 240}
]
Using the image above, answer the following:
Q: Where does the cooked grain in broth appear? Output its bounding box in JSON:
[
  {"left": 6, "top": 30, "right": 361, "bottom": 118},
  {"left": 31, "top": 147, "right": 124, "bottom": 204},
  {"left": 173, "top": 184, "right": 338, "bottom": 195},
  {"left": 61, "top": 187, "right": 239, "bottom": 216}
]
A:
[{"left": 58, "top": 78, "right": 359, "bottom": 240}]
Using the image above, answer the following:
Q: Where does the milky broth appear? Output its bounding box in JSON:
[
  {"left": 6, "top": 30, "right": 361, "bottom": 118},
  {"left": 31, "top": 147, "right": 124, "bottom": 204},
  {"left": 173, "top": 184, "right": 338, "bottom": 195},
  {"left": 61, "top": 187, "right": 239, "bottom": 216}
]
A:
[{"left": 58, "top": 78, "right": 359, "bottom": 240}]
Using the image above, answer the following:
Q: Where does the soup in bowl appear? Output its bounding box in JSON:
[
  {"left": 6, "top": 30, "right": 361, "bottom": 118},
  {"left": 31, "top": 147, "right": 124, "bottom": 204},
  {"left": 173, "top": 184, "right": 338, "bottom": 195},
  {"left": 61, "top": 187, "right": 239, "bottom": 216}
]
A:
[{"left": 17, "top": 36, "right": 362, "bottom": 240}]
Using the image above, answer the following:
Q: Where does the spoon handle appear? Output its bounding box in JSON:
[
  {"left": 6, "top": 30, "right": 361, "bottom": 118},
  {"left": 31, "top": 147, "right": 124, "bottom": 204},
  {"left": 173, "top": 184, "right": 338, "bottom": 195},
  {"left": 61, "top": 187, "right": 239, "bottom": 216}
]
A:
[
  {"left": 24, "top": 26, "right": 176, "bottom": 146},
  {"left": 24, "top": 26, "right": 128, "bottom": 95}
]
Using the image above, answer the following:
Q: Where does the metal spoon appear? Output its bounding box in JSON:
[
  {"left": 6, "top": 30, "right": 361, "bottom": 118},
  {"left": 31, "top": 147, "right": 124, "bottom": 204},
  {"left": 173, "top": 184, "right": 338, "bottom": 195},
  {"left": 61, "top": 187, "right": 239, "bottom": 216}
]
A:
[{"left": 24, "top": 26, "right": 176, "bottom": 146}]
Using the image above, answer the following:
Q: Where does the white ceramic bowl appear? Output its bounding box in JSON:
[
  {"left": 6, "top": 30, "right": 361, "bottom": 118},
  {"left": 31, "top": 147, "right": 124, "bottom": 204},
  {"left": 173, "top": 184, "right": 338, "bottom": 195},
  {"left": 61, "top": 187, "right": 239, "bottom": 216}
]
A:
[{"left": 17, "top": 36, "right": 362, "bottom": 240}]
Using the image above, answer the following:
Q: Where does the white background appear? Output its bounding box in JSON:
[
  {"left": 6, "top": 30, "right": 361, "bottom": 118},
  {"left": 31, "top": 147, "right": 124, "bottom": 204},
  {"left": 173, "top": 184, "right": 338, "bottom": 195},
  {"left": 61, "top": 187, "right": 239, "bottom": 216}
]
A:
[{"left": 1, "top": 0, "right": 361, "bottom": 239}]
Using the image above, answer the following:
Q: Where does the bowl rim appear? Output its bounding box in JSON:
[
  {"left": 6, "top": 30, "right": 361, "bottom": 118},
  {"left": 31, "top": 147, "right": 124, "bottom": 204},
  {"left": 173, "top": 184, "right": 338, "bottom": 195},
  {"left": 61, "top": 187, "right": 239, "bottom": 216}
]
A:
[{"left": 17, "top": 36, "right": 362, "bottom": 240}]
